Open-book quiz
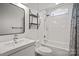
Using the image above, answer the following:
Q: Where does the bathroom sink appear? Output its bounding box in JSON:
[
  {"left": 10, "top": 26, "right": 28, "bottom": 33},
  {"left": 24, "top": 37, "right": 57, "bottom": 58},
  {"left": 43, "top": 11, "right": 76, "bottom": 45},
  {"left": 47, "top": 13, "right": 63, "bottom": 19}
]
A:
[
  {"left": 0, "top": 41, "right": 15, "bottom": 54},
  {"left": 0, "top": 38, "right": 35, "bottom": 55},
  {"left": 14, "top": 38, "right": 34, "bottom": 46},
  {"left": 16, "top": 38, "right": 29, "bottom": 43},
  {"left": 0, "top": 41, "right": 15, "bottom": 49},
  {"left": 4, "top": 41, "right": 15, "bottom": 46},
  {"left": 3, "top": 38, "right": 33, "bottom": 47}
]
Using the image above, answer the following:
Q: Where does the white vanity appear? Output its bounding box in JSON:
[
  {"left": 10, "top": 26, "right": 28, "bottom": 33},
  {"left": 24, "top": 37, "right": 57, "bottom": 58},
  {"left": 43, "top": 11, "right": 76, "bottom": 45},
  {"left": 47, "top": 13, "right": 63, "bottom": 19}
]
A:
[{"left": 0, "top": 38, "right": 35, "bottom": 56}]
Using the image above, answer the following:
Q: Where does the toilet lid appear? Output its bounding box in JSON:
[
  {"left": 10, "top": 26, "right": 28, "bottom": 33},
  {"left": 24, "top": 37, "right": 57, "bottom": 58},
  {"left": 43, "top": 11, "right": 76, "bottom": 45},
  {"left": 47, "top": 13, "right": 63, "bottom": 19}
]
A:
[{"left": 38, "top": 46, "right": 52, "bottom": 53}]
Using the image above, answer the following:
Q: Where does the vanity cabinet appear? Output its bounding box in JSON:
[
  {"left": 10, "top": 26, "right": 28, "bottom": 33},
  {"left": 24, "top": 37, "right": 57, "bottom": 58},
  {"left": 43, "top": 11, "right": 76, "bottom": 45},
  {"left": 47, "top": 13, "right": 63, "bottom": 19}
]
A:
[
  {"left": 0, "top": 38, "right": 35, "bottom": 56},
  {"left": 9, "top": 45, "right": 35, "bottom": 56}
]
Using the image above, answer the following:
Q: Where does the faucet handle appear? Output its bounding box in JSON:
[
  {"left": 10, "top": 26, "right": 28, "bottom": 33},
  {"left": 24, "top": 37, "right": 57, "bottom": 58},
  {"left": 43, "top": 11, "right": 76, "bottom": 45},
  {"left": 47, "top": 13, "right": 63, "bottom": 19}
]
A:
[
  {"left": 44, "top": 35, "right": 46, "bottom": 38},
  {"left": 14, "top": 34, "right": 18, "bottom": 39},
  {"left": 13, "top": 34, "right": 18, "bottom": 44}
]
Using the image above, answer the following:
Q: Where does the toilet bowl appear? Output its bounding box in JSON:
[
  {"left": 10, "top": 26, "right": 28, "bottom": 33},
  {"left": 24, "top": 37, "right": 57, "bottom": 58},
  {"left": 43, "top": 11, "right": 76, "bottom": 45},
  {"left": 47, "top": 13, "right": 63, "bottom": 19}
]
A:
[{"left": 38, "top": 46, "right": 52, "bottom": 54}]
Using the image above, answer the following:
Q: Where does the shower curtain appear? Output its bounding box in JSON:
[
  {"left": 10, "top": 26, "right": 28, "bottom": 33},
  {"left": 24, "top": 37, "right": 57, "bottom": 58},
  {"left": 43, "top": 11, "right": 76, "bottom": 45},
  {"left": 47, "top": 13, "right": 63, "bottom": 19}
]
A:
[{"left": 69, "top": 3, "right": 79, "bottom": 56}]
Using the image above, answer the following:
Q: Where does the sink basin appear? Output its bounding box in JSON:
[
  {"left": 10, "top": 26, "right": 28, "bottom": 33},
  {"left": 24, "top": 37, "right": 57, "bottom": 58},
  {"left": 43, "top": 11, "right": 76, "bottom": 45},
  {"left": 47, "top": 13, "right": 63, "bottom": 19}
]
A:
[
  {"left": 14, "top": 38, "right": 34, "bottom": 46},
  {"left": 0, "top": 41, "right": 15, "bottom": 49},
  {"left": 4, "top": 41, "right": 15, "bottom": 46},
  {"left": 0, "top": 41, "right": 15, "bottom": 54}
]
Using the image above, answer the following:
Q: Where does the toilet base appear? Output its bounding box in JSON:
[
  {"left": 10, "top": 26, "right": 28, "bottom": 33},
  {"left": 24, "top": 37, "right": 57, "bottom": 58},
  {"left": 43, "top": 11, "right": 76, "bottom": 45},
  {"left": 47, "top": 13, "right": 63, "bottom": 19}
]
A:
[
  {"left": 35, "top": 52, "right": 42, "bottom": 56},
  {"left": 35, "top": 46, "right": 52, "bottom": 56}
]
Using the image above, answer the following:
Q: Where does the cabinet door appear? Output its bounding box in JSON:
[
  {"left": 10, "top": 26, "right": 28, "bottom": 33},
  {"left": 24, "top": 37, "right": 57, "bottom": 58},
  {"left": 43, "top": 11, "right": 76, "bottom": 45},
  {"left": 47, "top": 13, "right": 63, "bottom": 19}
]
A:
[{"left": 10, "top": 46, "right": 35, "bottom": 56}]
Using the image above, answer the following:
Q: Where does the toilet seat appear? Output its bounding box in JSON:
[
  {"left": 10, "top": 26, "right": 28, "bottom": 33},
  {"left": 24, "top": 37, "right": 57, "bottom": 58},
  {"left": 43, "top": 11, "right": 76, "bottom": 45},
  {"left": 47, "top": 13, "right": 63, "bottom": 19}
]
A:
[{"left": 38, "top": 46, "right": 52, "bottom": 53}]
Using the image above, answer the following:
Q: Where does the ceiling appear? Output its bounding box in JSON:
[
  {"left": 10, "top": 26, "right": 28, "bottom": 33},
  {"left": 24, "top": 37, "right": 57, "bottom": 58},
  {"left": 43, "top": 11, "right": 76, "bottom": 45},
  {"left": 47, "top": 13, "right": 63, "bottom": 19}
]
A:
[{"left": 22, "top": 3, "right": 56, "bottom": 12}]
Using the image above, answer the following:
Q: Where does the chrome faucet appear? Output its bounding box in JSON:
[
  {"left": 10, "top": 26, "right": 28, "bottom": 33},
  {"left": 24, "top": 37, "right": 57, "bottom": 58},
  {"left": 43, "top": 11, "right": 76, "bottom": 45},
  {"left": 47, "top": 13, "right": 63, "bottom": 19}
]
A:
[{"left": 13, "top": 34, "right": 18, "bottom": 44}]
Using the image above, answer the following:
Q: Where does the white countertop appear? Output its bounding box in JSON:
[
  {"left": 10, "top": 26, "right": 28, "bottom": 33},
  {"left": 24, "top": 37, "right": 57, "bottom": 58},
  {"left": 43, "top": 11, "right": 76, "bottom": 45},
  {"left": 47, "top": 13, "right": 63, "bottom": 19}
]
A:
[{"left": 0, "top": 38, "right": 35, "bottom": 56}]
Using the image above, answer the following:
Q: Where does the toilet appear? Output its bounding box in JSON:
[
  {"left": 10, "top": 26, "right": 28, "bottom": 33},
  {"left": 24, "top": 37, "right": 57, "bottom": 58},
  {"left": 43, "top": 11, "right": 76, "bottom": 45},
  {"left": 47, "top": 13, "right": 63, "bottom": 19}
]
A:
[{"left": 35, "top": 46, "right": 52, "bottom": 56}]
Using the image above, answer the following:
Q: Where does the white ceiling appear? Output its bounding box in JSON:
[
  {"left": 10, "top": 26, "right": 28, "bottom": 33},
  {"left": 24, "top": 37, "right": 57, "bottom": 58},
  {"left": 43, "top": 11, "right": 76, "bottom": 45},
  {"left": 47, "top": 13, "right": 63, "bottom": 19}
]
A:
[{"left": 22, "top": 3, "right": 56, "bottom": 12}]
